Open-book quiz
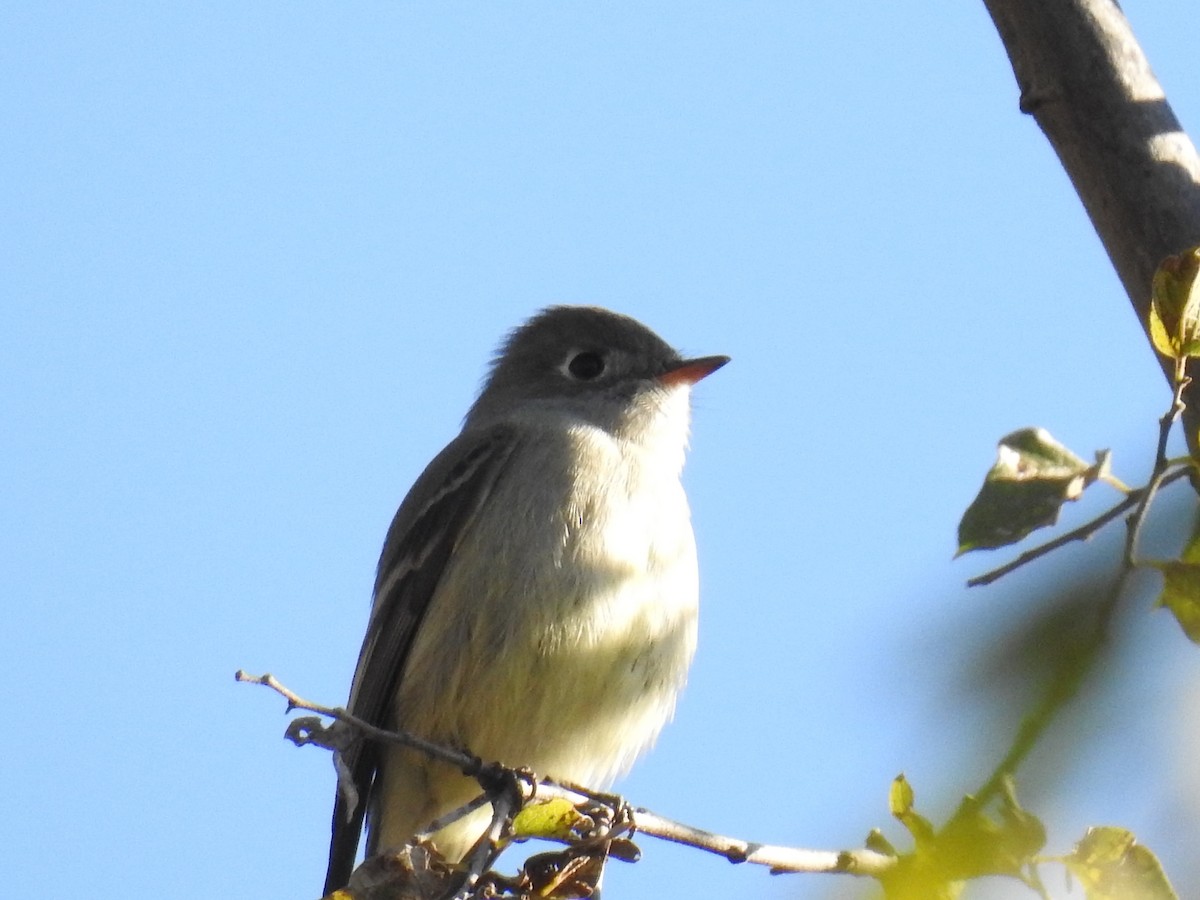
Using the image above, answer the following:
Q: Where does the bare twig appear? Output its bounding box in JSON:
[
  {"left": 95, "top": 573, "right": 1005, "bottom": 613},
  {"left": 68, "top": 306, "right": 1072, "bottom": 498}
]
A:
[
  {"left": 968, "top": 493, "right": 1139, "bottom": 588},
  {"left": 1124, "top": 374, "right": 1191, "bottom": 568},
  {"left": 235, "top": 669, "right": 488, "bottom": 778},
  {"left": 630, "top": 807, "right": 895, "bottom": 877},
  {"left": 1123, "top": 464, "right": 1187, "bottom": 570}
]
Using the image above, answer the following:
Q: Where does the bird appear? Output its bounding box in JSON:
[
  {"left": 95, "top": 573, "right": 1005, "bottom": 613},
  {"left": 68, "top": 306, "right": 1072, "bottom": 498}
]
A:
[{"left": 324, "top": 305, "right": 727, "bottom": 894}]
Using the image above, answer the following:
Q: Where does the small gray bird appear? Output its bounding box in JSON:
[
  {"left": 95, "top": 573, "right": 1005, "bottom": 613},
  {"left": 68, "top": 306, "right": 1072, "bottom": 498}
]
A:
[{"left": 324, "top": 306, "right": 727, "bottom": 893}]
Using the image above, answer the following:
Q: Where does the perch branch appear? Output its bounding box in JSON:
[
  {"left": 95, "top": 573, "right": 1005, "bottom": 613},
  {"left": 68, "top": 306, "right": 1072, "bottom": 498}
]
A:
[{"left": 236, "top": 670, "right": 896, "bottom": 881}]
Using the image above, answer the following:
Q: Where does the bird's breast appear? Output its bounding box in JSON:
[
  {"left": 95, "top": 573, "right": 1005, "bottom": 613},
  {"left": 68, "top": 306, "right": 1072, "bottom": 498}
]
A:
[{"left": 397, "top": 418, "right": 700, "bottom": 787}]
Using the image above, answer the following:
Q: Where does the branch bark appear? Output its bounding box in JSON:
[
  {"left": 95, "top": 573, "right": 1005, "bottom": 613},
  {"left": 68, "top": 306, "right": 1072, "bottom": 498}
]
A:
[{"left": 982, "top": 0, "right": 1200, "bottom": 445}]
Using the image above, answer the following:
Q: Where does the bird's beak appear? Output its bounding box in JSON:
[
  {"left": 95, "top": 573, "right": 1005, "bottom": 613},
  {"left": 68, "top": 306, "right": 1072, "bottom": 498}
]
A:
[{"left": 659, "top": 355, "right": 730, "bottom": 387}]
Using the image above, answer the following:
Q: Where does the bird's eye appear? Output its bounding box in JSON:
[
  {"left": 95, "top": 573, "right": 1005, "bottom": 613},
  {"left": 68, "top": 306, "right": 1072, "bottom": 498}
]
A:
[{"left": 566, "top": 351, "right": 606, "bottom": 380}]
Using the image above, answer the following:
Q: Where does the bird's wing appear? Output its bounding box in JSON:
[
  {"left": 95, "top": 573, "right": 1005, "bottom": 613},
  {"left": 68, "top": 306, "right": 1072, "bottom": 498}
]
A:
[{"left": 324, "top": 423, "right": 520, "bottom": 894}]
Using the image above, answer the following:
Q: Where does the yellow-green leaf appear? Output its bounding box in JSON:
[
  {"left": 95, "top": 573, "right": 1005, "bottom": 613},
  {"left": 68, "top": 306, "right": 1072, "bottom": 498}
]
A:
[
  {"left": 1062, "top": 826, "right": 1178, "bottom": 900},
  {"left": 1149, "top": 247, "right": 1200, "bottom": 360},
  {"left": 934, "top": 783, "right": 1045, "bottom": 881},
  {"left": 889, "top": 774, "right": 915, "bottom": 817},
  {"left": 878, "top": 781, "right": 1045, "bottom": 900},
  {"left": 889, "top": 774, "right": 935, "bottom": 845},
  {"left": 1146, "top": 512, "right": 1200, "bottom": 643},
  {"left": 1148, "top": 561, "right": 1200, "bottom": 643},
  {"left": 511, "top": 798, "right": 583, "bottom": 842},
  {"left": 1179, "top": 513, "right": 1200, "bottom": 565}
]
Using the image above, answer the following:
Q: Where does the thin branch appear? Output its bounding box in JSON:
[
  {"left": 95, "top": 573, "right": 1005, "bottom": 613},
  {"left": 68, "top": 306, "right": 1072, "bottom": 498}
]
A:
[
  {"left": 630, "top": 807, "right": 895, "bottom": 877},
  {"left": 237, "top": 670, "right": 897, "bottom": 882},
  {"left": 967, "top": 466, "right": 1192, "bottom": 587},
  {"left": 968, "top": 493, "right": 1139, "bottom": 587},
  {"left": 453, "top": 788, "right": 518, "bottom": 900},
  {"left": 1123, "top": 465, "right": 1187, "bottom": 570},
  {"left": 1124, "top": 374, "right": 1191, "bottom": 567},
  {"left": 1160, "top": 369, "right": 1189, "bottom": 464},
  {"left": 235, "top": 669, "right": 488, "bottom": 779}
]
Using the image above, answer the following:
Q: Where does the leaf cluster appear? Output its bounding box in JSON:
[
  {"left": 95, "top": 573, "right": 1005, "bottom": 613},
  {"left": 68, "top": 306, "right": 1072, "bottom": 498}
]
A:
[
  {"left": 873, "top": 776, "right": 1045, "bottom": 900},
  {"left": 936, "top": 248, "right": 1200, "bottom": 898},
  {"left": 871, "top": 777, "right": 1175, "bottom": 900},
  {"left": 958, "top": 249, "right": 1200, "bottom": 643}
]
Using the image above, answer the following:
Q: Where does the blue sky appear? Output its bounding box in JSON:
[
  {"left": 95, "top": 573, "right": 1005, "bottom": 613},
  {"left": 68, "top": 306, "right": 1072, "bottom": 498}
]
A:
[{"left": 5, "top": 4, "right": 1200, "bottom": 899}]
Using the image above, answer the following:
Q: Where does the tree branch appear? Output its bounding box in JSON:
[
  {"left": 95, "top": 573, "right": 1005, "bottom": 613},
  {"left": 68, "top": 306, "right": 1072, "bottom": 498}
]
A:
[
  {"left": 236, "top": 670, "right": 897, "bottom": 885},
  {"left": 981, "top": 0, "right": 1200, "bottom": 447},
  {"left": 630, "top": 807, "right": 894, "bottom": 877}
]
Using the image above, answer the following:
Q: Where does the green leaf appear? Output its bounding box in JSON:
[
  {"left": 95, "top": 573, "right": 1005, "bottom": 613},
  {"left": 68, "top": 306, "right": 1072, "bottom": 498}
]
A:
[
  {"left": 878, "top": 779, "right": 1045, "bottom": 900},
  {"left": 510, "top": 798, "right": 584, "bottom": 842},
  {"left": 1062, "top": 826, "right": 1178, "bottom": 900},
  {"left": 1149, "top": 247, "right": 1200, "bottom": 360},
  {"left": 1181, "top": 515, "right": 1200, "bottom": 565},
  {"left": 935, "top": 783, "right": 1045, "bottom": 882},
  {"left": 890, "top": 774, "right": 935, "bottom": 845},
  {"left": 1150, "top": 561, "right": 1200, "bottom": 643},
  {"left": 889, "top": 773, "right": 915, "bottom": 816},
  {"left": 1147, "top": 513, "right": 1200, "bottom": 643},
  {"left": 957, "top": 428, "right": 1110, "bottom": 554}
]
